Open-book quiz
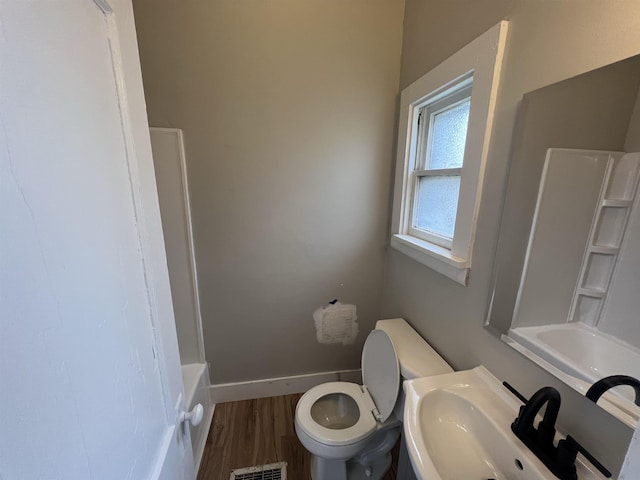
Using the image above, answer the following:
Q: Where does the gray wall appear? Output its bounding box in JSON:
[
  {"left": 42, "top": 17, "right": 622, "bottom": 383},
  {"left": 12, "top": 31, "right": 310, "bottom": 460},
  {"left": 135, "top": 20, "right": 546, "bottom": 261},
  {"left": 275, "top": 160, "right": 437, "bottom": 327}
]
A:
[
  {"left": 626, "top": 88, "right": 640, "bottom": 152},
  {"left": 382, "top": 0, "right": 640, "bottom": 474},
  {"left": 133, "top": 0, "right": 405, "bottom": 383}
]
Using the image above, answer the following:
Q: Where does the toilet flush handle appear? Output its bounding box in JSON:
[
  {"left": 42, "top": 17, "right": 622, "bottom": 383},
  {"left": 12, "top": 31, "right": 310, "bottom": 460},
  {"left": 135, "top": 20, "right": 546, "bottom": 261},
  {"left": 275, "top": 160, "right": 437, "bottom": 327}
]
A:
[{"left": 181, "top": 403, "right": 204, "bottom": 427}]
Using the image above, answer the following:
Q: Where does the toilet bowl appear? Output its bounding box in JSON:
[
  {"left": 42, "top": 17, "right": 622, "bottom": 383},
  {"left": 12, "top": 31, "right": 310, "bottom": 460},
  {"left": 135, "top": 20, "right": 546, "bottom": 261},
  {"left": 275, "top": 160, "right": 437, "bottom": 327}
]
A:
[
  {"left": 295, "top": 318, "right": 453, "bottom": 480},
  {"left": 296, "top": 382, "right": 378, "bottom": 460}
]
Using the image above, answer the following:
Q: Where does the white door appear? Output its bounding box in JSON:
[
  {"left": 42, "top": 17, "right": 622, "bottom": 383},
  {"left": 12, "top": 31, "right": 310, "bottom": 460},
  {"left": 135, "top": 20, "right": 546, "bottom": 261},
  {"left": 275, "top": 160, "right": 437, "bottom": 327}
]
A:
[{"left": 0, "top": 1, "right": 195, "bottom": 479}]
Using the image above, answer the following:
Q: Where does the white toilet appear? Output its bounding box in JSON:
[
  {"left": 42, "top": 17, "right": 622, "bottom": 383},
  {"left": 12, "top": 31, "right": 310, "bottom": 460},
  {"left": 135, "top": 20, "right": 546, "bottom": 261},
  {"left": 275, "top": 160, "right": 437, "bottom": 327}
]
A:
[{"left": 295, "top": 318, "right": 453, "bottom": 480}]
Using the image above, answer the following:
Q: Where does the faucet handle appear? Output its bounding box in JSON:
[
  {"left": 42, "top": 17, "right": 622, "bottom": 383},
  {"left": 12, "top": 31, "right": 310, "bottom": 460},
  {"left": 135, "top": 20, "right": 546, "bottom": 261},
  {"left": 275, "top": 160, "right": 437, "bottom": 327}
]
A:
[
  {"left": 503, "top": 382, "right": 534, "bottom": 433},
  {"left": 503, "top": 381, "right": 556, "bottom": 440},
  {"left": 503, "top": 381, "right": 528, "bottom": 403},
  {"left": 557, "top": 435, "right": 611, "bottom": 478}
]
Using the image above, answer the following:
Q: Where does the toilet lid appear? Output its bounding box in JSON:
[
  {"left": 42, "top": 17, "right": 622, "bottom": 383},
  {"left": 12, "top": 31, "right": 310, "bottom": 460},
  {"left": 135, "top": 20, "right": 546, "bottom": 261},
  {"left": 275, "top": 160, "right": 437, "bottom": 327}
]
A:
[{"left": 361, "top": 329, "right": 400, "bottom": 423}]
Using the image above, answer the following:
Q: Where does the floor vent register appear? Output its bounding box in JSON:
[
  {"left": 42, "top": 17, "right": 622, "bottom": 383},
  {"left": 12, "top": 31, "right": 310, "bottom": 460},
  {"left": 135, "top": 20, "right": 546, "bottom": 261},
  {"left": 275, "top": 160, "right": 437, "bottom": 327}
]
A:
[{"left": 229, "top": 462, "right": 287, "bottom": 480}]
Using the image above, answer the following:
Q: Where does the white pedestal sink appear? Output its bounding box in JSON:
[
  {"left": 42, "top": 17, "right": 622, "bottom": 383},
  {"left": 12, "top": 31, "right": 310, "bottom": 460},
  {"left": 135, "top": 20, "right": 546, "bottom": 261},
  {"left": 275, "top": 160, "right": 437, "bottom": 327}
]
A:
[{"left": 403, "top": 366, "right": 608, "bottom": 479}]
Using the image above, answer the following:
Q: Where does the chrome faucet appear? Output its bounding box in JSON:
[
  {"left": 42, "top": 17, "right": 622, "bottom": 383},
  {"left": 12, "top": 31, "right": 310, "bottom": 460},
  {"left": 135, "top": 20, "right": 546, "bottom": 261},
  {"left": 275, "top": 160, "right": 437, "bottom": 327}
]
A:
[
  {"left": 586, "top": 375, "right": 640, "bottom": 406},
  {"left": 503, "top": 382, "right": 611, "bottom": 480}
]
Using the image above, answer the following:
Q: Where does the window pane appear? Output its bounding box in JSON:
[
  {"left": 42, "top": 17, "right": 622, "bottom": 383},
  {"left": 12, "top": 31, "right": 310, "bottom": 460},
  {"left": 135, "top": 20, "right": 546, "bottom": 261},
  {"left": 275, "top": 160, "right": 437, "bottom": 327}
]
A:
[
  {"left": 429, "top": 100, "right": 470, "bottom": 169},
  {"left": 415, "top": 176, "right": 461, "bottom": 238}
]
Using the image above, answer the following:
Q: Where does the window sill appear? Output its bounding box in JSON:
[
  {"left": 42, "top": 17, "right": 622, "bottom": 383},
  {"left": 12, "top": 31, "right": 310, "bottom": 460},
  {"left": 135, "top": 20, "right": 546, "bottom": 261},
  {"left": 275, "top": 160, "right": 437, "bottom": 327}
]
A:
[{"left": 390, "top": 234, "right": 470, "bottom": 286}]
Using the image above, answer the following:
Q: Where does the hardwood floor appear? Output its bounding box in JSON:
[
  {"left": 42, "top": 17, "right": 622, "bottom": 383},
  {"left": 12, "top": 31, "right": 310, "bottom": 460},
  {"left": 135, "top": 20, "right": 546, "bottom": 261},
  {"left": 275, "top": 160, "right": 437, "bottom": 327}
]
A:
[
  {"left": 197, "top": 394, "right": 309, "bottom": 480},
  {"left": 197, "top": 393, "right": 398, "bottom": 480}
]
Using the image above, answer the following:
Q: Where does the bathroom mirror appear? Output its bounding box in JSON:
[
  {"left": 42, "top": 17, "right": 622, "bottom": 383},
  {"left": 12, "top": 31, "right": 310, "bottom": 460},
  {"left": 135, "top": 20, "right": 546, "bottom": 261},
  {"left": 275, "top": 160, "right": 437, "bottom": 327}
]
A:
[{"left": 486, "top": 53, "right": 640, "bottom": 427}]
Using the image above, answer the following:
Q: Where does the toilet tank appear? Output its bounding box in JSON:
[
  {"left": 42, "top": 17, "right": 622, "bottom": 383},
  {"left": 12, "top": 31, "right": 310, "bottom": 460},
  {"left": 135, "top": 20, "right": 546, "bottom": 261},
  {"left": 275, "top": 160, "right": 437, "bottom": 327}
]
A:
[{"left": 375, "top": 318, "right": 453, "bottom": 380}]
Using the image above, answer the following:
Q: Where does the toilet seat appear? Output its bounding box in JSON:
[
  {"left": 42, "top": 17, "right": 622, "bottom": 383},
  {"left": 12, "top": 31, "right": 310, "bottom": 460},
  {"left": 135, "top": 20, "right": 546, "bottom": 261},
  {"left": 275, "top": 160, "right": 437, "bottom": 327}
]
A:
[
  {"left": 361, "top": 329, "right": 400, "bottom": 423},
  {"left": 296, "top": 329, "right": 401, "bottom": 447},
  {"left": 296, "top": 382, "right": 377, "bottom": 447}
]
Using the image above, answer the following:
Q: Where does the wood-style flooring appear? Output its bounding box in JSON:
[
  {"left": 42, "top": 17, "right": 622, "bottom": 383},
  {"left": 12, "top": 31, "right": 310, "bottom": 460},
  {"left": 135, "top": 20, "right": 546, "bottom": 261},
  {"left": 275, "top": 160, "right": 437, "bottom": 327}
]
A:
[{"left": 197, "top": 393, "right": 398, "bottom": 480}]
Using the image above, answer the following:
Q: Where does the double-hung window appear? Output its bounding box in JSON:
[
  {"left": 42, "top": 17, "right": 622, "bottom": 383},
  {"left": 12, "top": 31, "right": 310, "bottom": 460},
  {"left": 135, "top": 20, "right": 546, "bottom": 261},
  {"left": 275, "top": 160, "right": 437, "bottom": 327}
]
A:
[
  {"left": 390, "top": 22, "right": 508, "bottom": 285},
  {"left": 410, "top": 81, "right": 472, "bottom": 249}
]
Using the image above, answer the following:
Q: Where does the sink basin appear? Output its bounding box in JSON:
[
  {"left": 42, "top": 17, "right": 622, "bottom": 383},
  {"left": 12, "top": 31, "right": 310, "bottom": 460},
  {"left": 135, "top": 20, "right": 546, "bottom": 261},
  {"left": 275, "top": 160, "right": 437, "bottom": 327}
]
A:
[{"left": 403, "top": 366, "right": 607, "bottom": 479}]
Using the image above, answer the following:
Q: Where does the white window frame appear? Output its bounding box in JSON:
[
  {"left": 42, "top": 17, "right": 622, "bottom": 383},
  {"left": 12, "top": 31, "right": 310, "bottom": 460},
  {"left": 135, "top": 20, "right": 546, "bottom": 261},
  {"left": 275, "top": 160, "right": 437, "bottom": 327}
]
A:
[
  {"left": 408, "top": 80, "right": 472, "bottom": 249},
  {"left": 390, "top": 21, "right": 508, "bottom": 286}
]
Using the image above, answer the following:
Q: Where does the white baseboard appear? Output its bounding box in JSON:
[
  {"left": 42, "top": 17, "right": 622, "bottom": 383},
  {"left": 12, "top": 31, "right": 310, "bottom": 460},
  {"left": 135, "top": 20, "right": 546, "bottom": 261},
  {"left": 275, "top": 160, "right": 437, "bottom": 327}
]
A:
[{"left": 210, "top": 369, "right": 362, "bottom": 403}]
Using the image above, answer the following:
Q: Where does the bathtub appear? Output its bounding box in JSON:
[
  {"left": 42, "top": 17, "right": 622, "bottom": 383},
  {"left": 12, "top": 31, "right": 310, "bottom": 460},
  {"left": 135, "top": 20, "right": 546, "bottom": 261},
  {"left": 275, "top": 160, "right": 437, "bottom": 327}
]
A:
[
  {"left": 507, "top": 323, "right": 640, "bottom": 425},
  {"left": 182, "top": 363, "right": 214, "bottom": 470}
]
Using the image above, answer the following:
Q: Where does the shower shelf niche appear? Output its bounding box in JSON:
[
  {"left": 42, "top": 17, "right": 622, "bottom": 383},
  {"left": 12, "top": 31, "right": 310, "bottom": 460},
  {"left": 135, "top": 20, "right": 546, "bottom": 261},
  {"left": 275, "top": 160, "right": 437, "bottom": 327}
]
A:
[{"left": 568, "top": 152, "right": 640, "bottom": 326}]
